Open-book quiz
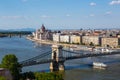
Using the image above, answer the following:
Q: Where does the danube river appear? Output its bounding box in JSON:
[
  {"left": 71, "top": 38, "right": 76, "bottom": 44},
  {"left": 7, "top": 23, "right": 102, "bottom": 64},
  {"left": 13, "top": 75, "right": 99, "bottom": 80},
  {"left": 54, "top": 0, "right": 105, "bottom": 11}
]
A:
[{"left": 0, "top": 37, "right": 120, "bottom": 80}]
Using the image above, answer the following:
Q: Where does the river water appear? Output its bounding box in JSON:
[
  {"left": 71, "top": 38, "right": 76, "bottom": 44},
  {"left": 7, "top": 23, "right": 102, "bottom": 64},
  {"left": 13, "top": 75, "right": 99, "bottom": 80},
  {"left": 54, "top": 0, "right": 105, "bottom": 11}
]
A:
[{"left": 0, "top": 37, "right": 120, "bottom": 80}]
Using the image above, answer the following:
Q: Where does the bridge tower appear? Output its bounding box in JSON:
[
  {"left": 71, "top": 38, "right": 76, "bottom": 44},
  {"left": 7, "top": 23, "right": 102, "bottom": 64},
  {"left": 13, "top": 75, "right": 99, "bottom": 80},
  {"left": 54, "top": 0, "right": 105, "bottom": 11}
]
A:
[{"left": 50, "top": 45, "right": 65, "bottom": 72}]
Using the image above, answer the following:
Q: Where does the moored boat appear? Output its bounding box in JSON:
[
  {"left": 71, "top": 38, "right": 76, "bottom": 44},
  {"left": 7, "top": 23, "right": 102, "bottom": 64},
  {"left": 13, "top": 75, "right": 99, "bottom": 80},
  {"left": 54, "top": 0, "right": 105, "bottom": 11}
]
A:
[{"left": 92, "top": 62, "right": 107, "bottom": 68}]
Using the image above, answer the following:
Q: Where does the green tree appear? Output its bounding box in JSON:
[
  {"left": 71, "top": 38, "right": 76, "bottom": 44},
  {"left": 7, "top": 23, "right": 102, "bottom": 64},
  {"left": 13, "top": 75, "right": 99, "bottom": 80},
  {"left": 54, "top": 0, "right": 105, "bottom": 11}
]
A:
[
  {"left": 89, "top": 42, "right": 94, "bottom": 46},
  {"left": 34, "top": 72, "right": 63, "bottom": 80},
  {"left": 0, "top": 54, "right": 21, "bottom": 80},
  {"left": 20, "top": 72, "right": 35, "bottom": 80},
  {"left": 0, "top": 76, "right": 6, "bottom": 80}
]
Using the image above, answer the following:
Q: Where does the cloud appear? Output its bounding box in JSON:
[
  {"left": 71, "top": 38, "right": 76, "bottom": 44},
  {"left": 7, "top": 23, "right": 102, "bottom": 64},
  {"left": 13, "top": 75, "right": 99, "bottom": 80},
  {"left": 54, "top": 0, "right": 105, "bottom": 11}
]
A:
[
  {"left": 90, "top": 14, "right": 95, "bottom": 17},
  {"left": 40, "top": 15, "right": 51, "bottom": 18},
  {"left": 22, "top": 0, "right": 28, "bottom": 2},
  {"left": 105, "top": 11, "right": 112, "bottom": 15},
  {"left": 0, "top": 16, "right": 25, "bottom": 19},
  {"left": 90, "top": 2, "right": 96, "bottom": 6},
  {"left": 66, "top": 14, "right": 71, "bottom": 17},
  {"left": 109, "top": 0, "right": 120, "bottom": 5}
]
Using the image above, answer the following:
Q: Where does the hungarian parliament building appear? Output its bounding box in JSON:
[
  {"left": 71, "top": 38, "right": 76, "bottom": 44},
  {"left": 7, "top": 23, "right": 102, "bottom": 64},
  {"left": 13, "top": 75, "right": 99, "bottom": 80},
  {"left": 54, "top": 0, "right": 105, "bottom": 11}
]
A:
[{"left": 32, "top": 24, "right": 53, "bottom": 40}]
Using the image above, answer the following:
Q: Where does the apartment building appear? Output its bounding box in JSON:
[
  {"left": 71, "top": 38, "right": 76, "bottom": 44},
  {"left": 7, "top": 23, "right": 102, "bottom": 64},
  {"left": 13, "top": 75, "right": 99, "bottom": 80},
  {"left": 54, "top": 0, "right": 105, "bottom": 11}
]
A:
[
  {"left": 70, "top": 35, "right": 81, "bottom": 44},
  {"left": 82, "top": 36, "right": 101, "bottom": 45},
  {"left": 102, "top": 37, "right": 120, "bottom": 48}
]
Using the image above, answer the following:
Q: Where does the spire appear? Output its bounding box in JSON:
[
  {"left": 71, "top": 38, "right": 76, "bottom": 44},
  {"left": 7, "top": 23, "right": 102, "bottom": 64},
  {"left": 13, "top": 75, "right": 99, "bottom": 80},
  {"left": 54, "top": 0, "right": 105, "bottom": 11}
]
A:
[{"left": 41, "top": 24, "right": 46, "bottom": 32}]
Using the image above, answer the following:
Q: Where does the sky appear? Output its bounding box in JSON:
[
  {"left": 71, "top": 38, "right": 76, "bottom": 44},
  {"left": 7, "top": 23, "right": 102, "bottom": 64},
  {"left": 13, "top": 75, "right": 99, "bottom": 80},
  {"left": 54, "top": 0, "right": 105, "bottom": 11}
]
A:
[{"left": 0, "top": 0, "right": 120, "bottom": 30}]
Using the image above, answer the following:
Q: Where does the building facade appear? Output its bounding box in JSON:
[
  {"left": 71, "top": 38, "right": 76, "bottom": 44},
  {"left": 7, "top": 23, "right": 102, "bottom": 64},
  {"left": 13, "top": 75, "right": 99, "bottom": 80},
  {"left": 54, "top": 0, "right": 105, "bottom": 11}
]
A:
[
  {"left": 0, "top": 68, "right": 12, "bottom": 80},
  {"left": 70, "top": 35, "right": 81, "bottom": 44},
  {"left": 53, "top": 34, "right": 82, "bottom": 44},
  {"left": 60, "top": 35, "right": 70, "bottom": 43},
  {"left": 117, "top": 35, "right": 120, "bottom": 38},
  {"left": 34, "top": 24, "right": 53, "bottom": 40},
  {"left": 101, "top": 37, "right": 120, "bottom": 48},
  {"left": 82, "top": 36, "right": 101, "bottom": 45},
  {"left": 53, "top": 33, "right": 60, "bottom": 42}
]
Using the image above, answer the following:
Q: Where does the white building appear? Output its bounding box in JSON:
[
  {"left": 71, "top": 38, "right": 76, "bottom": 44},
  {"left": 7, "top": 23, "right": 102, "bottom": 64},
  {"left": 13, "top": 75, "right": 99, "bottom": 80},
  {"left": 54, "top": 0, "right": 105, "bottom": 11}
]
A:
[
  {"left": 70, "top": 35, "right": 81, "bottom": 44},
  {"left": 53, "top": 33, "right": 60, "bottom": 42},
  {"left": 60, "top": 35, "right": 70, "bottom": 43},
  {"left": 82, "top": 36, "right": 101, "bottom": 45},
  {"left": 53, "top": 33, "right": 71, "bottom": 43}
]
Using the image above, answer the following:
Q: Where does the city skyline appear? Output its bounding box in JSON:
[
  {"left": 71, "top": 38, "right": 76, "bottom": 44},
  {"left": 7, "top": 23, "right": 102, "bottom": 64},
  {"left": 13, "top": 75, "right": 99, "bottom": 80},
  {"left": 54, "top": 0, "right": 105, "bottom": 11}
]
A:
[{"left": 0, "top": 0, "right": 120, "bottom": 30}]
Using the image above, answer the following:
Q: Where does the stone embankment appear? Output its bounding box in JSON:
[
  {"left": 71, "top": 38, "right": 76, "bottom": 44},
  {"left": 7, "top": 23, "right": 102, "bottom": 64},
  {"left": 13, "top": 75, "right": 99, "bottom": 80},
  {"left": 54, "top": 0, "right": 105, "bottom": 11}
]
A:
[
  {"left": 26, "top": 36, "right": 72, "bottom": 47},
  {"left": 26, "top": 36, "right": 87, "bottom": 50},
  {"left": 26, "top": 36, "right": 120, "bottom": 51}
]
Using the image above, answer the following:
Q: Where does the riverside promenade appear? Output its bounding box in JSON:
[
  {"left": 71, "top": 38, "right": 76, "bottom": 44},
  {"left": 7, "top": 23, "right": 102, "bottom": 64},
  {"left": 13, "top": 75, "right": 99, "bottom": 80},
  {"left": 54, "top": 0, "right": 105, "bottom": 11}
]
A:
[
  {"left": 26, "top": 36, "right": 81, "bottom": 48},
  {"left": 26, "top": 36, "right": 120, "bottom": 51}
]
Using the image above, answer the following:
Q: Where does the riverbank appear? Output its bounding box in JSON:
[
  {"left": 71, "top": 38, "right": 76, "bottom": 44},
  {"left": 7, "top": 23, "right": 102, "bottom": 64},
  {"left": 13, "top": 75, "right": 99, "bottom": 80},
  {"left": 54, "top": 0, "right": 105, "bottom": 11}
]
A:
[
  {"left": 26, "top": 36, "right": 120, "bottom": 51},
  {"left": 26, "top": 36, "right": 81, "bottom": 48},
  {"left": 26, "top": 36, "right": 91, "bottom": 51},
  {"left": 0, "top": 34, "right": 8, "bottom": 37}
]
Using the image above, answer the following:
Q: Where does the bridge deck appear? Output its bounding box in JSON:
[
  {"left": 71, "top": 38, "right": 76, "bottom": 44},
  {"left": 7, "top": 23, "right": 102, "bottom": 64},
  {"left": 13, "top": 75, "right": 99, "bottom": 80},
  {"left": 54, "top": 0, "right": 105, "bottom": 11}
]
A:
[{"left": 20, "top": 49, "right": 120, "bottom": 67}]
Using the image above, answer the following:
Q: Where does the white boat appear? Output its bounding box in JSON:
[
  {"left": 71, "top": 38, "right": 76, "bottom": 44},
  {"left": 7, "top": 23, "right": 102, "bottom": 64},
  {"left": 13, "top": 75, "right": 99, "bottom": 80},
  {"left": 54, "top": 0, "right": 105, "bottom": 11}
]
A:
[
  {"left": 93, "top": 62, "right": 107, "bottom": 68},
  {"left": 93, "top": 48, "right": 115, "bottom": 53}
]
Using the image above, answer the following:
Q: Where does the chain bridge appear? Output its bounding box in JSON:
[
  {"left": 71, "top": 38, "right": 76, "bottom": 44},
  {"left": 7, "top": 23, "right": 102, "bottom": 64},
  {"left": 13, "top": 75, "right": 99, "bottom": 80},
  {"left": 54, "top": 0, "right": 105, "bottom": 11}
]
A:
[{"left": 20, "top": 45, "right": 120, "bottom": 71}]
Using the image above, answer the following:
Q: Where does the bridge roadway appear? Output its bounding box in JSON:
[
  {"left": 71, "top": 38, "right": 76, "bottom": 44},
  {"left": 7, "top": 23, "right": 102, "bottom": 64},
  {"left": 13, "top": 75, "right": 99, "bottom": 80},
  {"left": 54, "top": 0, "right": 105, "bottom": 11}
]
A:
[
  {"left": 20, "top": 49, "right": 120, "bottom": 67},
  {"left": 63, "top": 50, "right": 120, "bottom": 60}
]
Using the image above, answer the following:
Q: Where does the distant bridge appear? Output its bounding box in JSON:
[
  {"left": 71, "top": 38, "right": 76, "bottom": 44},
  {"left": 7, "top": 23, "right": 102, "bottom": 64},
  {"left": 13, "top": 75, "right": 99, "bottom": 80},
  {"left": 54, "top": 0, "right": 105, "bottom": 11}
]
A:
[
  {"left": 0, "top": 31, "right": 32, "bottom": 38},
  {"left": 20, "top": 45, "right": 120, "bottom": 71}
]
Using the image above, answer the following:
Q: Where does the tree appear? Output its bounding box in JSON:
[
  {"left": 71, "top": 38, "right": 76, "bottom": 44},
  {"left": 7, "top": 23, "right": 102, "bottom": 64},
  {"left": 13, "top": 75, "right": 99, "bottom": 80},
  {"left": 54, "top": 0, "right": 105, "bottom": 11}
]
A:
[
  {"left": 20, "top": 72, "right": 35, "bottom": 80},
  {"left": 0, "top": 54, "right": 22, "bottom": 80},
  {"left": 0, "top": 76, "right": 6, "bottom": 80},
  {"left": 34, "top": 72, "right": 63, "bottom": 80},
  {"left": 89, "top": 42, "right": 94, "bottom": 46}
]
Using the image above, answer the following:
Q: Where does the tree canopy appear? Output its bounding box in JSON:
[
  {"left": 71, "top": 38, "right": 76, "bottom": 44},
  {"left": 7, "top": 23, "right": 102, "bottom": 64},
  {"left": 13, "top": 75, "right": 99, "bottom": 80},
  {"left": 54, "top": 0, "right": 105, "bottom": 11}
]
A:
[
  {"left": 0, "top": 54, "right": 22, "bottom": 80},
  {"left": 0, "top": 76, "right": 6, "bottom": 80}
]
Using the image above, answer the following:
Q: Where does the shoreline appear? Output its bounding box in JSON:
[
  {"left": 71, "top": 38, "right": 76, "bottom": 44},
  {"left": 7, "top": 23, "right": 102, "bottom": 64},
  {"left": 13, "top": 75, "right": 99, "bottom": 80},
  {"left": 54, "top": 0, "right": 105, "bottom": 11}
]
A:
[
  {"left": 26, "top": 36, "right": 90, "bottom": 51},
  {"left": 26, "top": 36, "right": 79, "bottom": 47},
  {"left": 26, "top": 36, "right": 120, "bottom": 51}
]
